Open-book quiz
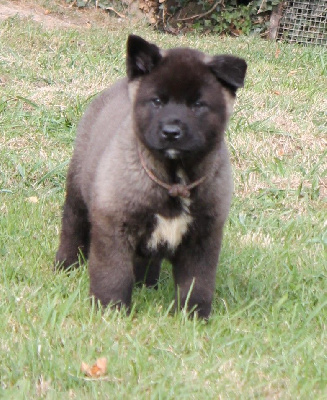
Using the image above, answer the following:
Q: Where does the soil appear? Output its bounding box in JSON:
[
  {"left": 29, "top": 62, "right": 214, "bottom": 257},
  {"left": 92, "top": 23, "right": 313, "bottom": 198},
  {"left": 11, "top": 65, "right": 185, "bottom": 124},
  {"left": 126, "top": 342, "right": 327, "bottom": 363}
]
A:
[{"left": 0, "top": 0, "right": 109, "bottom": 29}]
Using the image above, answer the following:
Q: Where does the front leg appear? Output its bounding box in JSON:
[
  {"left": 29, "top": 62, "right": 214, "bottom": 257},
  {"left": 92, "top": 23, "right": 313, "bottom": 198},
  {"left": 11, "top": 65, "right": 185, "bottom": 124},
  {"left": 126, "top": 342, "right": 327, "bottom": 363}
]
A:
[
  {"left": 88, "top": 213, "right": 134, "bottom": 310},
  {"left": 172, "top": 224, "right": 224, "bottom": 319}
]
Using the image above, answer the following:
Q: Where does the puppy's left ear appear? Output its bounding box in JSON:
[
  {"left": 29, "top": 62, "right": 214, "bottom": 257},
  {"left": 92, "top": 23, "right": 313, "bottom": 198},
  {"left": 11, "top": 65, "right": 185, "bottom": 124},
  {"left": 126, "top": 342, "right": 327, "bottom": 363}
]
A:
[
  {"left": 126, "top": 35, "right": 162, "bottom": 81},
  {"left": 207, "top": 55, "right": 247, "bottom": 93}
]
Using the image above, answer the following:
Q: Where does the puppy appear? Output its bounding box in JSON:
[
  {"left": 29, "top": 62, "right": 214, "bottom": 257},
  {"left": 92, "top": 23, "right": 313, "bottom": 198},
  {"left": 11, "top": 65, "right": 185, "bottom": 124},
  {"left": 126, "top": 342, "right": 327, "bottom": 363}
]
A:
[{"left": 55, "top": 35, "right": 247, "bottom": 318}]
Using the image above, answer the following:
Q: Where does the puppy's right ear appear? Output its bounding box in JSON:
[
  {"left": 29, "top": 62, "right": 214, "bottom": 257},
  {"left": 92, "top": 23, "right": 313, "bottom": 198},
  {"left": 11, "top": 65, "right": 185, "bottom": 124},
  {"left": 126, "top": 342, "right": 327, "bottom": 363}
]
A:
[{"left": 126, "top": 35, "right": 162, "bottom": 81}]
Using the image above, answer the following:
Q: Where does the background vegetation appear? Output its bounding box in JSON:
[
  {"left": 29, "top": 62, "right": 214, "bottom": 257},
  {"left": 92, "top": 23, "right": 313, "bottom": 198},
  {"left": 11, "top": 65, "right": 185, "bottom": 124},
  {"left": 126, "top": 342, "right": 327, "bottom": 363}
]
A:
[
  {"left": 66, "top": 0, "right": 283, "bottom": 35},
  {"left": 0, "top": 1, "right": 326, "bottom": 398}
]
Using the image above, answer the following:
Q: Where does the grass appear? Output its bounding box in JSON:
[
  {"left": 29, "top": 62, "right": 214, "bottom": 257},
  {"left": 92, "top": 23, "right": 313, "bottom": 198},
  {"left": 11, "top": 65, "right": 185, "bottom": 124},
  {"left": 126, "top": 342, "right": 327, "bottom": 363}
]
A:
[{"left": 0, "top": 4, "right": 326, "bottom": 399}]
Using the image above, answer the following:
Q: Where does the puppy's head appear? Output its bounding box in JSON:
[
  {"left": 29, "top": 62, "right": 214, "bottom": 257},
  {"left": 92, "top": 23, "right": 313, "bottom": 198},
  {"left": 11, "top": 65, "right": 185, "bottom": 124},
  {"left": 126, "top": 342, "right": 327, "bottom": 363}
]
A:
[{"left": 127, "top": 35, "right": 247, "bottom": 160}]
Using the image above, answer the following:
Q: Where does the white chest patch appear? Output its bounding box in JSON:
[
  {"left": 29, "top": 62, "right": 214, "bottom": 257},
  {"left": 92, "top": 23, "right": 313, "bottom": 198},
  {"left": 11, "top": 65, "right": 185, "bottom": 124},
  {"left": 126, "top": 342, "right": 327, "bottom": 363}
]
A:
[
  {"left": 147, "top": 212, "right": 193, "bottom": 251},
  {"left": 147, "top": 169, "right": 192, "bottom": 251}
]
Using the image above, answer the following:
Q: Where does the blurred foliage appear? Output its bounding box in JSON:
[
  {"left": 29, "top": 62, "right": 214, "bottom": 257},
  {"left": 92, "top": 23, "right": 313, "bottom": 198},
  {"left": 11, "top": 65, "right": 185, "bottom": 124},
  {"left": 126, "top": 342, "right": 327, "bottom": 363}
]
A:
[
  {"left": 65, "top": 0, "right": 283, "bottom": 36},
  {"left": 158, "top": 0, "right": 283, "bottom": 35}
]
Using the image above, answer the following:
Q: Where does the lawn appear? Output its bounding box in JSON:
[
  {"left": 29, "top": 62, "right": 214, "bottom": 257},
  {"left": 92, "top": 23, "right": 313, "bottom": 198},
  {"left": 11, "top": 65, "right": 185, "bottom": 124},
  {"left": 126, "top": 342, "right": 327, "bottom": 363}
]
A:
[{"left": 0, "top": 3, "right": 326, "bottom": 399}]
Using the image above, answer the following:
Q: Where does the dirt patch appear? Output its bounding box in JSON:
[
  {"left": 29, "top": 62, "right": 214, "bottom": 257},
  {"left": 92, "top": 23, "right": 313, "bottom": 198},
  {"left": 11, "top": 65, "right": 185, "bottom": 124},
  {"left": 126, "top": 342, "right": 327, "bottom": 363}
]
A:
[{"left": 0, "top": 0, "right": 101, "bottom": 29}]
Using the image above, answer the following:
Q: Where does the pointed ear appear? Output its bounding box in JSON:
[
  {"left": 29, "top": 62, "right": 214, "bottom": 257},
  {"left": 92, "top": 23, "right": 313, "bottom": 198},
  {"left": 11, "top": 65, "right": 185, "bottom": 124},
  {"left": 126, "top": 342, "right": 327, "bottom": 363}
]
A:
[
  {"left": 207, "top": 55, "right": 247, "bottom": 92},
  {"left": 126, "top": 35, "right": 162, "bottom": 81}
]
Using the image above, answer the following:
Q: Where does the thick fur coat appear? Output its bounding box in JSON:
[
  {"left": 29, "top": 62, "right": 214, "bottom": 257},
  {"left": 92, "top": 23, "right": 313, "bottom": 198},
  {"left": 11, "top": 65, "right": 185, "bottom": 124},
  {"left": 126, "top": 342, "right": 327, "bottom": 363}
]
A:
[{"left": 56, "top": 35, "right": 247, "bottom": 318}]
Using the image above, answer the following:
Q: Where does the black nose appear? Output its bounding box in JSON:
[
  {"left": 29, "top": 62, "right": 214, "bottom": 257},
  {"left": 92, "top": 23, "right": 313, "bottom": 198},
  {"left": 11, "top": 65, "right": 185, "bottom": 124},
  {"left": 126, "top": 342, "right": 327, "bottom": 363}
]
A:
[{"left": 161, "top": 124, "right": 182, "bottom": 141}]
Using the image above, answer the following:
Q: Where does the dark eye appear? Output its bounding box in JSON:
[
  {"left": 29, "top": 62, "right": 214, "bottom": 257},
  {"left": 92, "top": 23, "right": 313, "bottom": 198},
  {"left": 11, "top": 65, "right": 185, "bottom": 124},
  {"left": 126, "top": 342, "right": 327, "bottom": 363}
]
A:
[
  {"left": 151, "top": 98, "right": 162, "bottom": 108},
  {"left": 191, "top": 100, "right": 207, "bottom": 111},
  {"left": 192, "top": 100, "right": 206, "bottom": 109}
]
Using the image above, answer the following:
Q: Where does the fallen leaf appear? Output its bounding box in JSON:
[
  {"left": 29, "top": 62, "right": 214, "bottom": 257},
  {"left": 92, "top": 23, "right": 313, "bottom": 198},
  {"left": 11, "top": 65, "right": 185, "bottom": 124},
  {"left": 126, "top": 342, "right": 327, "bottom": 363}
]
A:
[
  {"left": 273, "top": 90, "right": 281, "bottom": 95},
  {"left": 81, "top": 357, "right": 107, "bottom": 378}
]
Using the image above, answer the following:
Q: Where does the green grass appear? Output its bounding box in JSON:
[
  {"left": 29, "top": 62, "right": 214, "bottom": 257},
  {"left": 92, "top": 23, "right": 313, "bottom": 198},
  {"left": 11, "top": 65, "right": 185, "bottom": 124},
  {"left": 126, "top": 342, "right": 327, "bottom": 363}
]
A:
[{"left": 1, "top": 7, "right": 326, "bottom": 399}]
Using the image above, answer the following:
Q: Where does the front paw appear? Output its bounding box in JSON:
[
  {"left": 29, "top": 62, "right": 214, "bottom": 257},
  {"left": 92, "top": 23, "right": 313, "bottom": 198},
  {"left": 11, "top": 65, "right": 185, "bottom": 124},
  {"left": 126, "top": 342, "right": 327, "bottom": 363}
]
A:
[{"left": 177, "top": 287, "right": 213, "bottom": 319}]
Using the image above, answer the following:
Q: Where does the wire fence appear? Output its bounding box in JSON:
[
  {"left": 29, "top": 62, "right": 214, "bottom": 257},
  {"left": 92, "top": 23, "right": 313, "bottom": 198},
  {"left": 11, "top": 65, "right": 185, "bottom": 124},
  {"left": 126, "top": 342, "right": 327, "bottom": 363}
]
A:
[{"left": 277, "top": 0, "right": 327, "bottom": 46}]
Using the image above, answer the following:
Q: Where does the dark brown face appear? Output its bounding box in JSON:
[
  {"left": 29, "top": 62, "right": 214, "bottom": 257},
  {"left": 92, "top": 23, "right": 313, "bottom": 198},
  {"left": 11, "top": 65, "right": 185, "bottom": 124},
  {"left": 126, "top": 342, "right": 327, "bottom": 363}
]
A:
[
  {"left": 133, "top": 50, "right": 229, "bottom": 159},
  {"left": 126, "top": 35, "right": 247, "bottom": 160}
]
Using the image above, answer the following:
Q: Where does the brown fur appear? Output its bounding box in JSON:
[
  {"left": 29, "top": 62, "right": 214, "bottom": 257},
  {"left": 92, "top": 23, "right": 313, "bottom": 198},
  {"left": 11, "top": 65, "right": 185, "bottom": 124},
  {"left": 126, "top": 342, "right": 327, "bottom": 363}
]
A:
[{"left": 55, "top": 35, "right": 247, "bottom": 318}]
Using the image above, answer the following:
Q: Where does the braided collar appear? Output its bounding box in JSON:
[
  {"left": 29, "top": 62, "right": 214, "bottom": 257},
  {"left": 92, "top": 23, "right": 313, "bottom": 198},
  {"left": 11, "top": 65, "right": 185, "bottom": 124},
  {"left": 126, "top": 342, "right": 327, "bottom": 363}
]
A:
[{"left": 138, "top": 147, "right": 206, "bottom": 198}]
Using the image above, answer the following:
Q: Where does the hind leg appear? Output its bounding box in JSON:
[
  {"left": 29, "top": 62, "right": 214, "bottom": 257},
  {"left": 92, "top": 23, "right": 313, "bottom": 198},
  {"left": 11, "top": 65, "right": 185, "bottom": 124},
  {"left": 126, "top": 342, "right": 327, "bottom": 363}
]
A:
[{"left": 55, "top": 179, "right": 90, "bottom": 269}]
